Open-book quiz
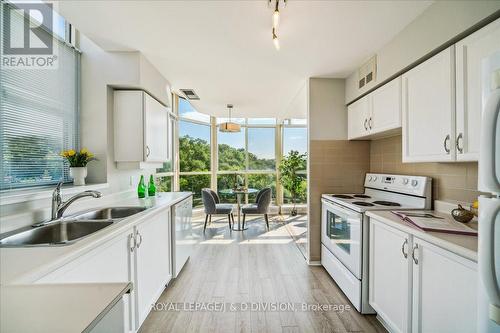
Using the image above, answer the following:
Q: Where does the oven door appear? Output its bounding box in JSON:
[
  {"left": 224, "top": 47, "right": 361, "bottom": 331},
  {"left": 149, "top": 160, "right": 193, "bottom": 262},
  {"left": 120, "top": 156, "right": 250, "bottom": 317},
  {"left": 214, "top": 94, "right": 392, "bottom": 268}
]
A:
[{"left": 321, "top": 198, "right": 363, "bottom": 279}]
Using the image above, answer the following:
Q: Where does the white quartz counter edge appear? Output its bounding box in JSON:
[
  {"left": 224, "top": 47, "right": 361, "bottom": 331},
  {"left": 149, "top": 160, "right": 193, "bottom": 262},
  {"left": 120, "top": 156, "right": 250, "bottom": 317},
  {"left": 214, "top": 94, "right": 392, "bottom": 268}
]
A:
[
  {"left": 366, "top": 211, "right": 478, "bottom": 262},
  {"left": 0, "top": 192, "right": 192, "bottom": 285}
]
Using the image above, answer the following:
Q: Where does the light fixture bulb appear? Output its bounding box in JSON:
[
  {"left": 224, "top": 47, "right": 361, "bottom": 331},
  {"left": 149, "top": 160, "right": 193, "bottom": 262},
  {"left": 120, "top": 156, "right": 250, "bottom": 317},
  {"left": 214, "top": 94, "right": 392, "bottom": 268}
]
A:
[
  {"left": 272, "top": 9, "right": 280, "bottom": 29},
  {"left": 272, "top": 29, "right": 280, "bottom": 50}
]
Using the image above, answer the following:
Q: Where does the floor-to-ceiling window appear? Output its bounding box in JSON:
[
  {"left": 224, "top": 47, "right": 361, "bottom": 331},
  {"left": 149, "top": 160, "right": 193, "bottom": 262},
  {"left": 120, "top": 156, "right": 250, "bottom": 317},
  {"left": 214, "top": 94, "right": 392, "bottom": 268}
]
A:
[
  {"left": 216, "top": 118, "right": 278, "bottom": 204},
  {"left": 177, "top": 97, "right": 211, "bottom": 207},
  {"left": 282, "top": 122, "right": 308, "bottom": 204},
  {"left": 165, "top": 95, "right": 307, "bottom": 210}
]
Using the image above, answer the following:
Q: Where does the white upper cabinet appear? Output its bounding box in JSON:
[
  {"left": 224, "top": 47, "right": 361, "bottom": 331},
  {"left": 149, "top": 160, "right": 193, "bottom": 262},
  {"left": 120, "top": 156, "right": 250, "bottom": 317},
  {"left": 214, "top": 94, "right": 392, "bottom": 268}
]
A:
[
  {"left": 348, "top": 77, "right": 402, "bottom": 140},
  {"left": 402, "top": 46, "right": 456, "bottom": 162},
  {"left": 348, "top": 95, "right": 370, "bottom": 139},
  {"left": 370, "top": 77, "right": 402, "bottom": 135},
  {"left": 143, "top": 93, "right": 169, "bottom": 162},
  {"left": 455, "top": 19, "right": 500, "bottom": 161},
  {"left": 114, "top": 90, "right": 169, "bottom": 169}
]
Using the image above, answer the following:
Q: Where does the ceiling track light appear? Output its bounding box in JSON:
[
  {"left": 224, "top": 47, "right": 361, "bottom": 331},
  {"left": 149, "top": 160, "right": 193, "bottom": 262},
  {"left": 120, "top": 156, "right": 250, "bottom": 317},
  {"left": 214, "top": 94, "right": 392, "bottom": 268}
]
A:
[
  {"left": 272, "top": 28, "right": 280, "bottom": 50},
  {"left": 269, "top": 0, "right": 286, "bottom": 50}
]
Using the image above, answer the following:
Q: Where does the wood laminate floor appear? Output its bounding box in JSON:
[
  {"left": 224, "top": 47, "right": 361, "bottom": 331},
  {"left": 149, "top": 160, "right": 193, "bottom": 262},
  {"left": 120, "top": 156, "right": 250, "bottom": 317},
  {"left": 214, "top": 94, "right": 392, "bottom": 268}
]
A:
[{"left": 140, "top": 214, "right": 386, "bottom": 333}]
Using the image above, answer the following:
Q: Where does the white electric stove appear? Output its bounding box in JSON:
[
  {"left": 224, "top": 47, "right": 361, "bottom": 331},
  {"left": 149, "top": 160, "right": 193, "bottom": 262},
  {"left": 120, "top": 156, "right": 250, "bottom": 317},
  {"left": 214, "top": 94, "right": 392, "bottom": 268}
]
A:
[{"left": 321, "top": 173, "right": 432, "bottom": 313}]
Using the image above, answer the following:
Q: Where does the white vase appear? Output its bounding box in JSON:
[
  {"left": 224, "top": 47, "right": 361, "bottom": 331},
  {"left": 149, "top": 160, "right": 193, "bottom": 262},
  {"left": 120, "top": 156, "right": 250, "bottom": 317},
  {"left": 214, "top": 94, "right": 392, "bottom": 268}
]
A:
[{"left": 70, "top": 167, "right": 87, "bottom": 186}]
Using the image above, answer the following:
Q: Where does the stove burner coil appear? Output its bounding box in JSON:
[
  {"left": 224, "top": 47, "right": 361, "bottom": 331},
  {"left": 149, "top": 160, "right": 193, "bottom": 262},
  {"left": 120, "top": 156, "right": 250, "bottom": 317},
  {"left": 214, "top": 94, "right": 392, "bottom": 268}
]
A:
[
  {"left": 354, "top": 194, "right": 371, "bottom": 198},
  {"left": 373, "top": 201, "right": 401, "bottom": 207},
  {"left": 332, "top": 195, "right": 354, "bottom": 199},
  {"left": 352, "top": 201, "right": 375, "bottom": 207}
]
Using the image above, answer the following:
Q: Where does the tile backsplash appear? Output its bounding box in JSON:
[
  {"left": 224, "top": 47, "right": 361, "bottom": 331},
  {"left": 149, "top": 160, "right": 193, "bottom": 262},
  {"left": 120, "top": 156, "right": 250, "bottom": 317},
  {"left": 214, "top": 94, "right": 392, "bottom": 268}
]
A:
[{"left": 370, "top": 135, "right": 481, "bottom": 204}]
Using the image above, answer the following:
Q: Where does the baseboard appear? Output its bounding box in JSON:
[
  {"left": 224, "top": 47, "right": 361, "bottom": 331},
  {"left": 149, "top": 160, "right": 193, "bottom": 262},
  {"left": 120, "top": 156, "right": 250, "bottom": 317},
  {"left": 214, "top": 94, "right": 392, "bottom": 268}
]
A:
[
  {"left": 307, "top": 260, "right": 322, "bottom": 266},
  {"left": 375, "top": 314, "right": 392, "bottom": 333}
]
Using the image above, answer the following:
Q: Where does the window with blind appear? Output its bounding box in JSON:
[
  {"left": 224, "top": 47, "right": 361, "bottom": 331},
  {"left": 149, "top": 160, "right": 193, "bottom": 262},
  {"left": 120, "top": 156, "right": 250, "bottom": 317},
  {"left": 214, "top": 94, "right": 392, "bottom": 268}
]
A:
[{"left": 0, "top": 3, "right": 80, "bottom": 190}]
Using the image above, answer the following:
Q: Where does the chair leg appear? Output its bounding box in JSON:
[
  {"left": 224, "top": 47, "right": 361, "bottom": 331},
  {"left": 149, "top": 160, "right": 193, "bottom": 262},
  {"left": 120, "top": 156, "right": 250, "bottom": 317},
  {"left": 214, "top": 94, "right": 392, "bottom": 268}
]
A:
[
  {"left": 242, "top": 214, "right": 246, "bottom": 229},
  {"left": 209, "top": 214, "right": 212, "bottom": 225},
  {"left": 264, "top": 214, "right": 269, "bottom": 229},
  {"left": 228, "top": 214, "right": 232, "bottom": 229},
  {"left": 204, "top": 214, "right": 209, "bottom": 232},
  {"left": 231, "top": 213, "right": 235, "bottom": 226}
]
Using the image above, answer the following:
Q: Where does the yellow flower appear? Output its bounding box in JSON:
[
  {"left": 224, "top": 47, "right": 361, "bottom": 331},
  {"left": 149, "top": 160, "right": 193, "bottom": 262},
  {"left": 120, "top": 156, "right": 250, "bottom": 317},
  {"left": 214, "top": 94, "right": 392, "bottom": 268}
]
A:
[
  {"left": 80, "top": 148, "right": 89, "bottom": 155},
  {"left": 67, "top": 149, "right": 76, "bottom": 157},
  {"left": 60, "top": 151, "right": 68, "bottom": 157}
]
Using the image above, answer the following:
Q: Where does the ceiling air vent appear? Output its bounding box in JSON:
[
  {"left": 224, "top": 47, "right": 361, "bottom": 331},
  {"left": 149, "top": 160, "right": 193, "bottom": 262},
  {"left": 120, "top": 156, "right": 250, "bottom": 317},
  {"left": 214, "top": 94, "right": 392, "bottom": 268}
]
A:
[
  {"left": 180, "top": 89, "right": 200, "bottom": 100},
  {"left": 358, "top": 56, "right": 377, "bottom": 89}
]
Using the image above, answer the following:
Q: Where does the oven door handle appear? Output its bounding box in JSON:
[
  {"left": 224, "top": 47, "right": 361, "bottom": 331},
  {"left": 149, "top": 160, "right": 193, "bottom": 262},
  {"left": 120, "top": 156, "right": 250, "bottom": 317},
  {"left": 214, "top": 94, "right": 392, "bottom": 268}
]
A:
[{"left": 321, "top": 199, "right": 363, "bottom": 220}]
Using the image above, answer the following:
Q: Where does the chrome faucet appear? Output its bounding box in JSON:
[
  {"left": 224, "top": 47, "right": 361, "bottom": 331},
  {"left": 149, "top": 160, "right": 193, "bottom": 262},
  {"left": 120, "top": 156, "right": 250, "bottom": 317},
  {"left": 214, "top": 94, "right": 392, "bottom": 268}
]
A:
[{"left": 33, "top": 182, "right": 102, "bottom": 227}]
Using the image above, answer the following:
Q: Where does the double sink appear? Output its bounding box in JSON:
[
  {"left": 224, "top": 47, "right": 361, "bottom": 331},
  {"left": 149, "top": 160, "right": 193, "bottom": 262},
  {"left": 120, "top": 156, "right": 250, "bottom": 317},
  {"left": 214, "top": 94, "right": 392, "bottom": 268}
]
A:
[{"left": 0, "top": 207, "right": 147, "bottom": 247}]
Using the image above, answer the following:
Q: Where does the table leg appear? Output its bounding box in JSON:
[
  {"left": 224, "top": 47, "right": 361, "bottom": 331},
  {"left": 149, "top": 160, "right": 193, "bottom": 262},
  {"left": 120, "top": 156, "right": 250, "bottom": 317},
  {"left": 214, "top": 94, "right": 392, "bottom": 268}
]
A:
[{"left": 232, "top": 193, "right": 247, "bottom": 231}]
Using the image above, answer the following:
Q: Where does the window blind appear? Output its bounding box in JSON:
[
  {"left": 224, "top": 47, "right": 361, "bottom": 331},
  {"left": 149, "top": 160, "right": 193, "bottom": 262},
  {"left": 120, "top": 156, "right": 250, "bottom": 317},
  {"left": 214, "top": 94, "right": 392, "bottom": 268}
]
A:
[{"left": 0, "top": 3, "right": 80, "bottom": 190}]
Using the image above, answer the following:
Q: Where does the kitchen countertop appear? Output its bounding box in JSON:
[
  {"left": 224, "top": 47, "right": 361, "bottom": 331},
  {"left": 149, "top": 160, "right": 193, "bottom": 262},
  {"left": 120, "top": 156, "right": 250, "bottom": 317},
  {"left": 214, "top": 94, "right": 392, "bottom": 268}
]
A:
[
  {"left": 366, "top": 210, "right": 478, "bottom": 262},
  {"left": 0, "top": 191, "right": 192, "bottom": 285},
  {"left": 0, "top": 282, "right": 131, "bottom": 333}
]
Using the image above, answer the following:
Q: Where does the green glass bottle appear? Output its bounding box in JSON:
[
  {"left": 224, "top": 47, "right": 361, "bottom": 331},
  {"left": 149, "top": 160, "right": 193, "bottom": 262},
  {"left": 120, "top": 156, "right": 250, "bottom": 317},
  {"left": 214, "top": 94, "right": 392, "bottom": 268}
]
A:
[
  {"left": 148, "top": 174, "right": 156, "bottom": 197},
  {"left": 137, "top": 175, "right": 146, "bottom": 198}
]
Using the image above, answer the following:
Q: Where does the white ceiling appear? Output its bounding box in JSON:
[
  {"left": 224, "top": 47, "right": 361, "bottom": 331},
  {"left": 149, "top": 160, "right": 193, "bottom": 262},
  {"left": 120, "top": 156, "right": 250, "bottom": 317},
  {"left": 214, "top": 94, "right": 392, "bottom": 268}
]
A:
[{"left": 57, "top": 0, "right": 432, "bottom": 119}]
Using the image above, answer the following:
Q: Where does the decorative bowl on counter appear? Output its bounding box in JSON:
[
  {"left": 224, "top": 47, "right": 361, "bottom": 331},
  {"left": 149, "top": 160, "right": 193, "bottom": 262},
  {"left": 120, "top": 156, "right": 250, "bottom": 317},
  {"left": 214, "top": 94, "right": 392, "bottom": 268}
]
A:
[{"left": 451, "top": 204, "right": 475, "bottom": 223}]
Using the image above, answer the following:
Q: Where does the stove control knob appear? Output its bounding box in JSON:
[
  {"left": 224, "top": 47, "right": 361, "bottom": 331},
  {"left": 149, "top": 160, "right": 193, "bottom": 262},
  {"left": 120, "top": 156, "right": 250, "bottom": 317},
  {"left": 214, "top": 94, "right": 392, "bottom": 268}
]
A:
[
  {"left": 411, "top": 179, "right": 418, "bottom": 187},
  {"left": 403, "top": 178, "right": 409, "bottom": 185},
  {"left": 368, "top": 176, "right": 373, "bottom": 182},
  {"left": 373, "top": 176, "right": 378, "bottom": 181}
]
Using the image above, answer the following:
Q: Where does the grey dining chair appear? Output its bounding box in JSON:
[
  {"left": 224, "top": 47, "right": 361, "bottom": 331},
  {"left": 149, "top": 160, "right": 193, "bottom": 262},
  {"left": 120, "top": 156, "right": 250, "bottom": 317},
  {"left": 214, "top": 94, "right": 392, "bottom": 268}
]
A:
[
  {"left": 201, "top": 188, "right": 234, "bottom": 232},
  {"left": 241, "top": 187, "right": 272, "bottom": 229}
]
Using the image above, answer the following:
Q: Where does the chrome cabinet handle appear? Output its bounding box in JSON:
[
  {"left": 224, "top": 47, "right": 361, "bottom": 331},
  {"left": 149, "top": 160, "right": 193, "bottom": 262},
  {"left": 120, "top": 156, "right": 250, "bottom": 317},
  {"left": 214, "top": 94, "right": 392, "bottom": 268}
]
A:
[
  {"left": 401, "top": 238, "right": 408, "bottom": 258},
  {"left": 411, "top": 244, "right": 419, "bottom": 265},
  {"left": 456, "top": 133, "right": 463, "bottom": 153},
  {"left": 364, "top": 119, "right": 368, "bottom": 131},
  {"left": 129, "top": 233, "right": 136, "bottom": 252},
  {"left": 369, "top": 117, "right": 373, "bottom": 130},
  {"left": 443, "top": 135, "right": 451, "bottom": 154},
  {"left": 136, "top": 231, "right": 143, "bottom": 248},
  {"left": 146, "top": 145, "right": 151, "bottom": 157}
]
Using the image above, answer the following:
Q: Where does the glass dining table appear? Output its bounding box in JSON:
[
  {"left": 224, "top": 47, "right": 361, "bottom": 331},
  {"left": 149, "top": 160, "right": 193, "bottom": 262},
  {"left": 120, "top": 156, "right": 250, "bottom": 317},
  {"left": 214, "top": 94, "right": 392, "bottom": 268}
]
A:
[{"left": 219, "top": 188, "right": 259, "bottom": 231}]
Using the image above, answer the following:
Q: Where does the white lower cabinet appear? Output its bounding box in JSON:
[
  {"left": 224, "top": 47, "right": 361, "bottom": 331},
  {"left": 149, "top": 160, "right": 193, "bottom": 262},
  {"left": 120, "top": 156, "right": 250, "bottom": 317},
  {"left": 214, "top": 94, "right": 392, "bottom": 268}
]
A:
[
  {"left": 36, "top": 207, "right": 173, "bottom": 332},
  {"left": 133, "top": 208, "right": 172, "bottom": 327},
  {"left": 369, "top": 219, "right": 477, "bottom": 333},
  {"left": 369, "top": 220, "right": 412, "bottom": 333},
  {"left": 411, "top": 238, "right": 477, "bottom": 333}
]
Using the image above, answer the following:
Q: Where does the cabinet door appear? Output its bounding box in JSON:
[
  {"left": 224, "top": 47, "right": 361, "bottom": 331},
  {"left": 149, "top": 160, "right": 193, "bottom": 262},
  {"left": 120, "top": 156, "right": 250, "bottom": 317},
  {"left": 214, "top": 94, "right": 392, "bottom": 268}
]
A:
[
  {"left": 348, "top": 95, "right": 370, "bottom": 140},
  {"left": 144, "top": 93, "right": 168, "bottom": 162},
  {"left": 37, "top": 232, "right": 133, "bottom": 283},
  {"left": 134, "top": 209, "right": 172, "bottom": 327},
  {"left": 411, "top": 238, "right": 477, "bottom": 333},
  {"left": 36, "top": 231, "right": 135, "bottom": 333},
  {"left": 369, "top": 220, "right": 412, "bottom": 333},
  {"left": 402, "top": 46, "right": 456, "bottom": 162},
  {"left": 370, "top": 76, "right": 402, "bottom": 135},
  {"left": 455, "top": 19, "right": 500, "bottom": 161}
]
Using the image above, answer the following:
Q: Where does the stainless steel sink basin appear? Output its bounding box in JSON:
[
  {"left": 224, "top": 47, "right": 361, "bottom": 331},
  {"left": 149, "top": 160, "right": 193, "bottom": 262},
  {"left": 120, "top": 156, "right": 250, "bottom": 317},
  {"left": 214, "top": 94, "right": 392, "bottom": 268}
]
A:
[
  {"left": 0, "top": 220, "right": 114, "bottom": 247},
  {"left": 70, "top": 207, "right": 147, "bottom": 220}
]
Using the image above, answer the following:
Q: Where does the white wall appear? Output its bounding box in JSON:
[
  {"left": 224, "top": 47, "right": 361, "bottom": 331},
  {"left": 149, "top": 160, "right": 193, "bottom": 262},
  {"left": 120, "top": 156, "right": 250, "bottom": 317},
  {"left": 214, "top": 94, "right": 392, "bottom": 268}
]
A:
[
  {"left": 345, "top": 1, "right": 500, "bottom": 103},
  {"left": 308, "top": 78, "right": 347, "bottom": 140}
]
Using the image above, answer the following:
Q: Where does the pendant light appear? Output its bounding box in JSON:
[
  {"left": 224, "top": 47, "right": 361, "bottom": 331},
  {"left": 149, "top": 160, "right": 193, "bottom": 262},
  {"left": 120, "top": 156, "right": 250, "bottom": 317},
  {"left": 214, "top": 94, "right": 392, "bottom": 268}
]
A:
[{"left": 219, "top": 104, "right": 241, "bottom": 133}]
